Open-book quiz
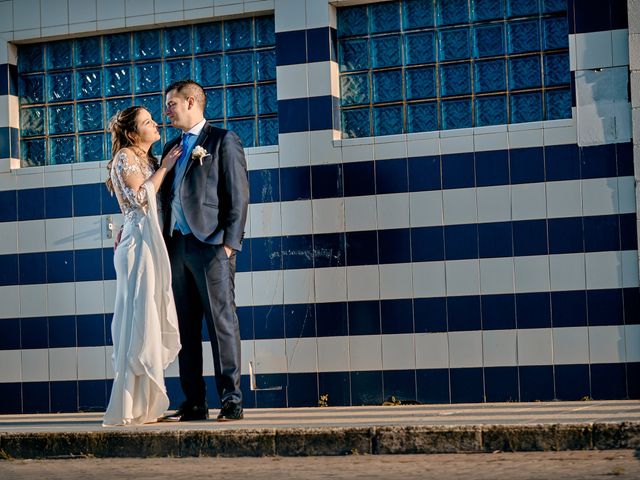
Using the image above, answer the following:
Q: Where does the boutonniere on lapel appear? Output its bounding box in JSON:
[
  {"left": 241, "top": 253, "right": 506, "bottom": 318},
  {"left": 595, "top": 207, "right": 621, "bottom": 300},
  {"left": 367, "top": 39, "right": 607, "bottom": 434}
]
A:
[{"left": 191, "top": 145, "right": 208, "bottom": 166}]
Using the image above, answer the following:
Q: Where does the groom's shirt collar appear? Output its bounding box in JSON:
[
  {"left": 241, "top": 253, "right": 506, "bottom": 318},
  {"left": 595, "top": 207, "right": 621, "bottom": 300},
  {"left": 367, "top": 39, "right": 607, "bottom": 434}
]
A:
[{"left": 184, "top": 118, "right": 207, "bottom": 138}]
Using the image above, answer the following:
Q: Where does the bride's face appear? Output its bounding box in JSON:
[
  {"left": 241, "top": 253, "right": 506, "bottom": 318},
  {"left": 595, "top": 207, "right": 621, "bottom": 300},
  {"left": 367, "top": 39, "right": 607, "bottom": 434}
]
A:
[{"left": 134, "top": 109, "right": 161, "bottom": 145}]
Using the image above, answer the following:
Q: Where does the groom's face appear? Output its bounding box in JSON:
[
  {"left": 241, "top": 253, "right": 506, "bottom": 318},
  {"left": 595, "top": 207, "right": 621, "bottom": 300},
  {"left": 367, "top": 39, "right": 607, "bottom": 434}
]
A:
[{"left": 165, "top": 90, "right": 193, "bottom": 131}]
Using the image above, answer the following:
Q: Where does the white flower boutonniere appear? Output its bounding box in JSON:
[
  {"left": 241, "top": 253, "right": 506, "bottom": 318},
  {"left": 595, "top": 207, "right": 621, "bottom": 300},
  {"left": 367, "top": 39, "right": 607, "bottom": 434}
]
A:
[{"left": 191, "top": 145, "right": 208, "bottom": 166}]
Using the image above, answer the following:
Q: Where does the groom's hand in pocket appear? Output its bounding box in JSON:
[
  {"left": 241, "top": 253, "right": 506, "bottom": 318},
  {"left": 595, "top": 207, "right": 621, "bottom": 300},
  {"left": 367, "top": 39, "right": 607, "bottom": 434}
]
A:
[{"left": 224, "top": 245, "right": 234, "bottom": 258}]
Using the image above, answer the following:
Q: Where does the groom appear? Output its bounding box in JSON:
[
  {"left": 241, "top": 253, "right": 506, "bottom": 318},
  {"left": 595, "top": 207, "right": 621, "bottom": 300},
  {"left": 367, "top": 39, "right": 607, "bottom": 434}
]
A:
[{"left": 158, "top": 80, "right": 249, "bottom": 422}]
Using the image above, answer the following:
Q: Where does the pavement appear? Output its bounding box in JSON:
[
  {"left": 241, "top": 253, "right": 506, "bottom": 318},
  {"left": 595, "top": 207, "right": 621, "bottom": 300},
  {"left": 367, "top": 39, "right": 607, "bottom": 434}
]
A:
[{"left": 0, "top": 401, "right": 639, "bottom": 458}]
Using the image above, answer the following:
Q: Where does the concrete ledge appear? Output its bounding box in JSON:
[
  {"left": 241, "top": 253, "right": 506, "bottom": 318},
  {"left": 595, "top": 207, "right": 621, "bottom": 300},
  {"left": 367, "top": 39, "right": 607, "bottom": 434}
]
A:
[{"left": 1, "top": 422, "right": 639, "bottom": 459}]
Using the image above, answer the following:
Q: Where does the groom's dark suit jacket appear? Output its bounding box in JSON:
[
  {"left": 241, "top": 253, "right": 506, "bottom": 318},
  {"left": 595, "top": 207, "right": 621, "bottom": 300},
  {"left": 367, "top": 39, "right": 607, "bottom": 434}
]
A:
[{"left": 158, "top": 123, "right": 249, "bottom": 251}]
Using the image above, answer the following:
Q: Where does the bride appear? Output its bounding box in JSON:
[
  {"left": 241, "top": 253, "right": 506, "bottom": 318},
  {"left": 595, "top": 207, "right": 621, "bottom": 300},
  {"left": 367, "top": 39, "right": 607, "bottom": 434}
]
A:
[{"left": 103, "top": 106, "right": 182, "bottom": 426}]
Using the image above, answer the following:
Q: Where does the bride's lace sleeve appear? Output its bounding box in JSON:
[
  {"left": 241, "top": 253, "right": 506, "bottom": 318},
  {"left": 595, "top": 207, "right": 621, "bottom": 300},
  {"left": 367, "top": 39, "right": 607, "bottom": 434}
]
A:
[{"left": 113, "top": 149, "right": 152, "bottom": 209}]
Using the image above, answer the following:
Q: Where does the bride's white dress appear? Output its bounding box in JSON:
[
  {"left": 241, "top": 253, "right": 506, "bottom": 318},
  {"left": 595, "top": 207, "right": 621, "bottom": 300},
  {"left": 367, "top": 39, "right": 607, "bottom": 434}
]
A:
[{"left": 103, "top": 149, "right": 181, "bottom": 427}]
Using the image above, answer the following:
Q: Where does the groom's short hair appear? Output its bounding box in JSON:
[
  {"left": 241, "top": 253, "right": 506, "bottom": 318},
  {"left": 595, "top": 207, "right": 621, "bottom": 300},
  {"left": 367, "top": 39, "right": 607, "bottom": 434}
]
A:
[{"left": 166, "top": 80, "right": 206, "bottom": 111}]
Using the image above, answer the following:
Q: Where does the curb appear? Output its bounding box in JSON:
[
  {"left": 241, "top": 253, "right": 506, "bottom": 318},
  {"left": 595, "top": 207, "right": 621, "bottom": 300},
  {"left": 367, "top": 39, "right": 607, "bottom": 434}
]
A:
[{"left": 1, "top": 422, "right": 639, "bottom": 458}]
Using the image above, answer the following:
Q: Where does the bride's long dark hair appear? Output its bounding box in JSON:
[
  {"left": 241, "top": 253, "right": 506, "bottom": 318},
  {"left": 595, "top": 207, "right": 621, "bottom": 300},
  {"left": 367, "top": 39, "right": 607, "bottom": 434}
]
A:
[{"left": 105, "top": 106, "right": 159, "bottom": 193}]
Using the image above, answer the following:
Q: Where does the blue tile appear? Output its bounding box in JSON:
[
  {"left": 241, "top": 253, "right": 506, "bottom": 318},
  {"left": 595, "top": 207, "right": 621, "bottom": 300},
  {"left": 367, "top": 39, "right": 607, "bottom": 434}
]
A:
[
  {"left": 516, "top": 292, "right": 551, "bottom": 328},
  {"left": 237, "top": 306, "right": 253, "bottom": 340},
  {"left": 48, "top": 315, "right": 76, "bottom": 348},
  {"left": 611, "top": 0, "right": 628, "bottom": 29},
  {"left": 280, "top": 166, "right": 311, "bottom": 201},
  {"left": 475, "top": 150, "right": 509, "bottom": 187},
  {"left": 573, "top": 0, "right": 614, "bottom": 33},
  {"left": 19, "top": 252, "right": 46, "bottom": 285},
  {"left": 251, "top": 236, "right": 282, "bottom": 271},
  {"left": 285, "top": 303, "right": 316, "bottom": 338},
  {"left": 0, "top": 254, "right": 18, "bottom": 287},
  {"left": 73, "top": 183, "right": 101, "bottom": 217},
  {"left": 0, "top": 190, "right": 17, "bottom": 222},
  {"left": 254, "top": 304, "right": 284, "bottom": 340},
  {"left": 548, "top": 217, "right": 583, "bottom": 254},
  {"left": 51, "top": 380, "right": 78, "bottom": 413},
  {"left": 255, "top": 373, "right": 287, "bottom": 408},
  {"left": 628, "top": 362, "right": 640, "bottom": 399},
  {"left": 308, "top": 95, "right": 336, "bottom": 131},
  {"left": 101, "top": 182, "right": 120, "bottom": 214},
  {"left": 249, "top": 168, "right": 280, "bottom": 204},
  {"left": 624, "top": 287, "right": 640, "bottom": 325},
  {"left": 278, "top": 97, "right": 309, "bottom": 133},
  {"left": 0, "top": 63, "right": 8, "bottom": 95},
  {"left": 240, "top": 375, "right": 257, "bottom": 409},
  {"left": 378, "top": 228, "right": 410, "bottom": 264},
  {"left": 414, "top": 297, "right": 447, "bottom": 333},
  {"left": 445, "top": 224, "right": 478, "bottom": 260},
  {"left": 519, "top": 365, "right": 554, "bottom": 401},
  {"left": 588, "top": 288, "right": 623, "bottom": 326},
  {"left": 442, "top": 152, "right": 475, "bottom": 189},
  {"left": 580, "top": 144, "right": 617, "bottom": 179},
  {"left": 616, "top": 142, "right": 634, "bottom": 176},
  {"left": 555, "top": 364, "right": 590, "bottom": 400},
  {"left": 311, "top": 164, "right": 343, "bottom": 199},
  {"left": 545, "top": 144, "right": 580, "bottom": 181},
  {"left": 482, "top": 294, "right": 516, "bottom": 330},
  {"left": 204, "top": 376, "right": 222, "bottom": 409},
  {"left": 0, "top": 383, "right": 22, "bottom": 413},
  {"left": 0, "top": 318, "right": 20, "bottom": 350},
  {"left": 282, "top": 235, "right": 313, "bottom": 269},
  {"left": 348, "top": 300, "right": 381, "bottom": 335},
  {"left": 351, "top": 370, "right": 383, "bottom": 406},
  {"left": 22, "top": 381, "right": 50, "bottom": 413},
  {"left": 590, "top": 363, "right": 627, "bottom": 400},
  {"left": 319, "top": 371, "right": 350, "bottom": 406},
  {"left": 47, "top": 250, "right": 75, "bottom": 283},
  {"left": 376, "top": 158, "right": 408, "bottom": 194},
  {"left": 164, "top": 377, "right": 184, "bottom": 410},
  {"left": 450, "top": 367, "right": 483, "bottom": 403},
  {"left": 8, "top": 64, "right": 18, "bottom": 96},
  {"left": 287, "top": 372, "right": 319, "bottom": 407},
  {"left": 383, "top": 369, "right": 416, "bottom": 403},
  {"left": 381, "top": 299, "right": 414, "bottom": 335},
  {"left": 478, "top": 222, "right": 513, "bottom": 258},
  {"left": 105, "top": 314, "right": 113, "bottom": 346},
  {"left": 275, "top": 30, "right": 306, "bottom": 66},
  {"left": 416, "top": 368, "right": 450, "bottom": 404},
  {"left": 313, "top": 232, "right": 345, "bottom": 268},
  {"left": 513, "top": 219, "right": 548, "bottom": 256},
  {"left": 448, "top": 296, "right": 481, "bottom": 331},
  {"left": 18, "top": 187, "right": 45, "bottom": 221},
  {"left": 484, "top": 366, "right": 519, "bottom": 402},
  {"left": 78, "top": 379, "right": 107, "bottom": 412},
  {"left": 408, "top": 155, "right": 441, "bottom": 191},
  {"left": 44, "top": 186, "right": 73, "bottom": 218},
  {"left": 411, "top": 226, "right": 445, "bottom": 262},
  {"left": 316, "top": 302, "right": 348, "bottom": 337},
  {"left": 75, "top": 248, "right": 103, "bottom": 282},
  {"left": 551, "top": 290, "right": 587, "bottom": 327},
  {"left": 346, "top": 230, "right": 378, "bottom": 266},
  {"left": 102, "top": 247, "right": 116, "bottom": 280},
  {"left": 510, "top": 147, "right": 544, "bottom": 184},
  {"left": 77, "top": 314, "right": 105, "bottom": 347},
  {"left": 584, "top": 215, "right": 620, "bottom": 252},
  {"left": 343, "top": 161, "right": 375, "bottom": 196}
]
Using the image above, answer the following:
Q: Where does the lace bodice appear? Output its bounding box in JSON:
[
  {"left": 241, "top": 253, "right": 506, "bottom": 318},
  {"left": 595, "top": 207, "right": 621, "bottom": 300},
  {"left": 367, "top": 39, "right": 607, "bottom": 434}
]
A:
[{"left": 110, "top": 149, "right": 156, "bottom": 221}]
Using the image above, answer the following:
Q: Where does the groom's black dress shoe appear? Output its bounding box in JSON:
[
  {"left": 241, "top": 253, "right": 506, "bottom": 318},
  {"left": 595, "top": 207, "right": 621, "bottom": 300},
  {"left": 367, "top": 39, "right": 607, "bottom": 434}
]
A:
[
  {"left": 217, "top": 402, "right": 243, "bottom": 421},
  {"left": 159, "top": 404, "right": 209, "bottom": 422}
]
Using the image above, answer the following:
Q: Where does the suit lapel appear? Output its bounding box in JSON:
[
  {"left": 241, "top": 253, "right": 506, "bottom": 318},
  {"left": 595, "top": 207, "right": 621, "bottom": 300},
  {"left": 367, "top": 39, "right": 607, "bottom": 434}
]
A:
[{"left": 184, "top": 123, "right": 211, "bottom": 176}]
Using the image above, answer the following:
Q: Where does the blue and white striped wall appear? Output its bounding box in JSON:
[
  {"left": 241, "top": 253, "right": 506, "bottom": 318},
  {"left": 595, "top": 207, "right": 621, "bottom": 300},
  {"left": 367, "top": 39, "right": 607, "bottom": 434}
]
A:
[{"left": 0, "top": 0, "right": 638, "bottom": 414}]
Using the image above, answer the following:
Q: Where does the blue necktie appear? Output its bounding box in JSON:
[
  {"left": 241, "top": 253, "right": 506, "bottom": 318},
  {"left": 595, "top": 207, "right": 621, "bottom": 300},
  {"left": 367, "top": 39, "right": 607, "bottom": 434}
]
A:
[{"left": 177, "top": 132, "right": 194, "bottom": 166}]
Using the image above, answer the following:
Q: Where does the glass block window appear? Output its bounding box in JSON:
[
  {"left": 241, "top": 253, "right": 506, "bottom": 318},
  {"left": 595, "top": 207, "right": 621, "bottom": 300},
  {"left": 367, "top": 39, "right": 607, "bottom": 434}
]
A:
[
  {"left": 18, "top": 16, "right": 277, "bottom": 167},
  {"left": 338, "top": 0, "right": 570, "bottom": 138}
]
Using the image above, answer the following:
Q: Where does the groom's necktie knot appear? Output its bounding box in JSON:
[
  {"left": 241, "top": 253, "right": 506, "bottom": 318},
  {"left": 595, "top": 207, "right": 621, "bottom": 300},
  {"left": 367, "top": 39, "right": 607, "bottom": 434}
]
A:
[{"left": 178, "top": 133, "right": 195, "bottom": 165}]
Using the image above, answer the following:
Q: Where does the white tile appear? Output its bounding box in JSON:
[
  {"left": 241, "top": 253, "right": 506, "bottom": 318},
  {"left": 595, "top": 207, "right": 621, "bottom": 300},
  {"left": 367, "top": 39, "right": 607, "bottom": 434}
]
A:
[
  {"left": 72, "top": 165, "right": 101, "bottom": 185},
  {"left": 410, "top": 190, "right": 443, "bottom": 227},
  {"left": 98, "top": 18, "right": 126, "bottom": 29},
  {"left": 349, "top": 334, "right": 382, "bottom": 371},
  {"left": 244, "top": 0, "right": 274, "bottom": 14},
  {"left": 445, "top": 259, "right": 480, "bottom": 296},
  {"left": 476, "top": 186, "right": 511, "bottom": 223},
  {"left": 306, "top": 0, "right": 331, "bottom": 28},
  {"left": 341, "top": 142, "right": 374, "bottom": 164},
  {"left": 407, "top": 137, "right": 440, "bottom": 157},
  {"left": 440, "top": 133, "right": 474, "bottom": 155},
  {"left": 543, "top": 123, "right": 578, "bottom": 146},
  {"left": 20, "top": 284, "right": 46, "bottom": 317},
  {"left": 314, "top": 266, "right": 346, "bottom": 303},
  {"left": 511, "top": 183, "right": 547, "bottom": 221},
  {"left": 618, "top": 176, "right": 636, "bottom": 214},
  {"left": 77, "top": 346, "right": 107, "bottom": 380},
  {"left": 312, "top": 197, "right": 344, "bottom": 233},
  {"left": 184, "top": 6, "right": 214, "bottom": 20},
  {"left": 483, "top": 330, "right": 517, "bottom": 367},
  {"left": 240, "top": 339, "right": 254, "bottom": 376},
  {"left": 16, "top": 170, "right": 44, "bottom": 189},
  {"left": 254, "top": 338, "right": 287, "bottom": 373},
  {"left": 103, "top": 280, "right": 116, "bottom": 313},
  {"left": 44, "top": 169, "right": 73, "bottom": 188},
  {"left": 621, "top": 250, "right": 639, "bottom": 288},
  {"left": 442, "top": 188, "right": 477, "bottom": 225},
  {"left": 508, "top": 128, "right": 544, "bottom": 149},
  {"left": 382, "top": 334, "right": 415, "bottom": 370},
  {"left": 125, "top": 13, "right": 154, "bottom": 26},
  {"left": 285, "top": 337, "right": 317, "bottom": 373},
  {"left": 415, "top": 332, "right": 448, "bottom": 369},
  {"left": 612, "top": 28, "right": 629, "bottom": 67},
  {"left": 625, "top": 325, "right": 640, "bottom": 362},
  {"left": 13, "top": 0, "right": 40, "bottom": 30},
  {"left": 377, "top": 193, "right": 409, "bottom": 230},
  {"left": 0, "top": 222, "right": 18, "bottom": 255},
  {"left": 549, "top": 253, "right": 586, "bottom": 291},
  {"left": 309, "top": 129, "right": 342, "bottom": 165},
  {"left": 586, "top": 251, "right": 623, "bottom": 290},
  {"left": 249, "top": 202, "right": 282, "bottom": 237},
  {"left": 215, "top": 3, "right": 244, "bottom": 15},
  {"left": 0, "top": 172, "right": 17, "bottom": 191},
  {"left": 568, "top": 33, "right": 577, "bottom": 70},
  {"left": 252, "top": 270, "right": 284, "bottom": 305},
  {"left": 307, "top": 62, "right": 334, "bottom": 97},
  {"left": 545, "top": 180, "right": 581, "bottom": 219},
  {"left": 281, "top": 200, "right": 312, "bottom": 236},
  {"left": 283, "top": 268, "right": 315, "bottom": 304},
  {"left": 379, "top": 263, "right": 412, "bottom": 299},
  {"left": 246, "top": 151, "right": 279, "bottom": 170},
  {"left": 73, "top": 215, "right": 103, "bottom": 249},
  {"left": 274, "top": 0, "right": 306, "bottom": 32},
  {"left": 41, "top": 0, "right": 69, "bottom": 27},
  {"left": 49, "top": 347, "right": 78, "bottom": 381},
  {"left": 276, "top": 64, "right": 308, "bottom": 100},
  {"left": 21, "top": 349, "right": 49, "bottom": 382},
  {"left": 0, "top": 349, "right": 21, "bottom": 383},
  {"left": 317, "top": 336, "right": 349, "bottom": 372},
  {"left": 45, "top": 218, "right": 74, "bottom": 252},
  {"left": 589, "top": 325, "right": 626, "bottom": 364},
  {"left": 235, "top": 271, "right": 252, "bottom": 307},
  {"left": 514, "top": 255, "right": 550, "bottom": 293},
  {"left": 345, "top": 195, "right": 377, "bottom": 231},
  {"left": 155, "top": 0, "right": 180, "bottom": 13},
  {"left": 474, "top": 131, "right": 508, "bottom": 151},
  {"left": 47, "top": 283, "right": 76, "bottom": 316},
  {"left": 479, "top": 258, "right": 514, "bottom": 295},
  {"left": 347, "top": 265, "right": 379, "bottom": 301},
  {"left": 412, "top": 261, "right": 446, "bottom": 298},
  {"left": 0, "top": 286, "right": 20, "bottom": 319},
  {"left": 13, "top": 28, "right": 41, "bottom": 41},
  {"left": 553, "top": 326, "right": 589, "bottom": 365},
  {"left": 203, "top": 345, "right": 214, "bottom": 376},
  {"left": 17, "top": 220, "right": 46, "bottom": 253},
  {"left": 76, "top": 281, "right": 104, "bottom": 315},
  {"left": 0, "top": 2, "right": 13, "bottom": 32},
  {"left": 154, "top": 11, "right": 184, "bottom": 22},
  {"left": 105, "top": 345, "right": 114, "bottom": 378},
  {"left": 98, "top": 0, "right": 125, "bottom": 19},
  {"left": 278, "top": 132, "right": 310, "bottom": 168},
  {"left": 448, "top": 331, "right": 482, "bottom": 368},
  {"left": 582, "top": 177, "right": 618, "bottom": 216},
  {"left": 575, "top": 30, "right": 613, "bottom": 70},
  {"left": 374, "top": 140, "right": 406, "bottom": 160},
  {"left": 69, "top": 0, "right": 97, "bottom": 23},
  {"left": 517, "top": 328, "right": 552, "bottom": 365},
  {"left": 125, "top": 0, "right": 154, "bottom": 17}
]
